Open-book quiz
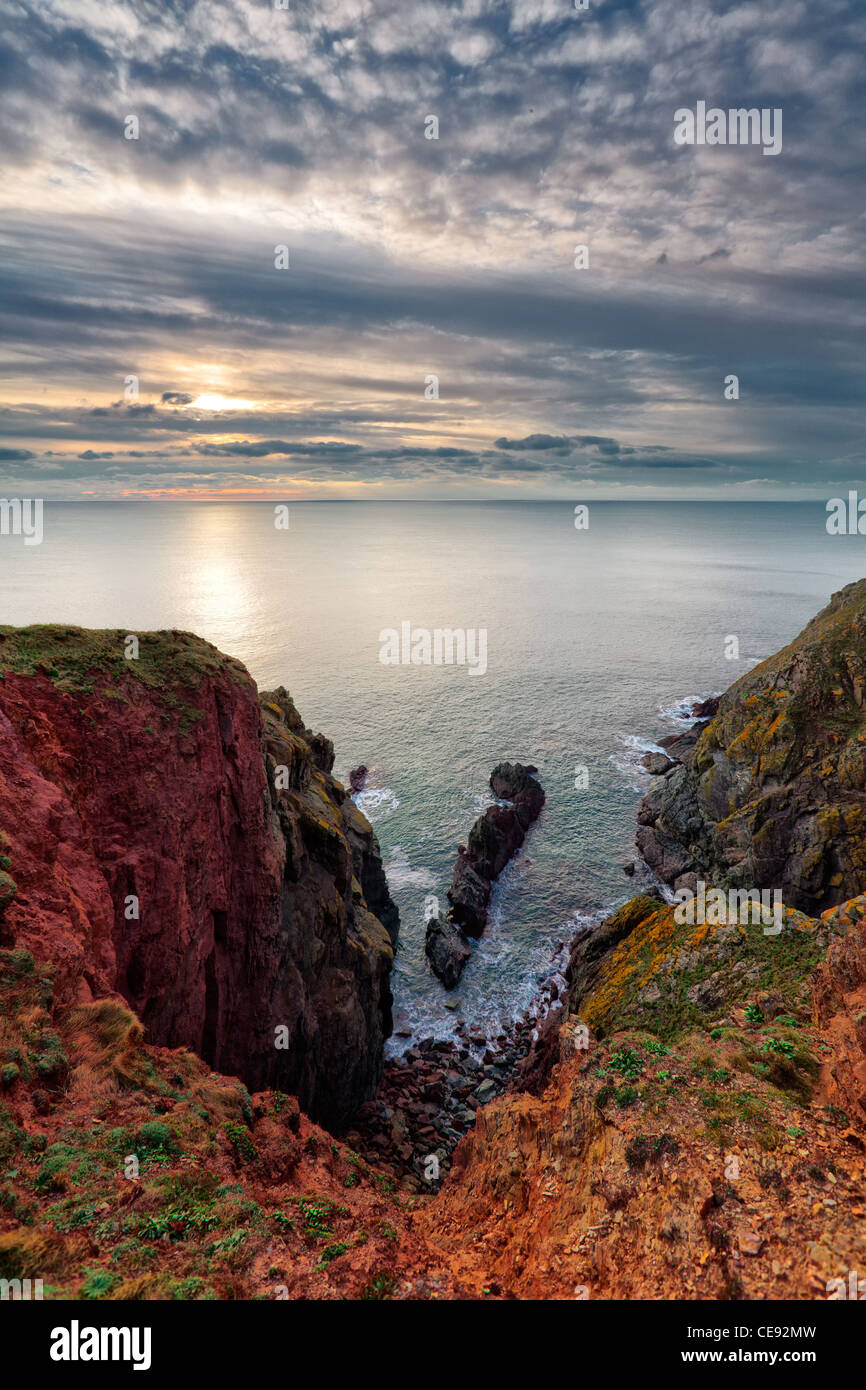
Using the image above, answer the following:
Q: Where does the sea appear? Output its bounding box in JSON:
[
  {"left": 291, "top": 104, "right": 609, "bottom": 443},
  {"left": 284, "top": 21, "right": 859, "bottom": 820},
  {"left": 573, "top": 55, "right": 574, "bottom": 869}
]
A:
[{"left": 2, "top": 499, "right": 863, "bottom": 1050}]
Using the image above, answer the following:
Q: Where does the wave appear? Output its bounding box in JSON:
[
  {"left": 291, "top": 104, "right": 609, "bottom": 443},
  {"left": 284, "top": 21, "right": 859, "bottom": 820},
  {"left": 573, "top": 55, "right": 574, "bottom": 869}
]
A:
[
  {"left": 610, "top": 733, "right": 671, "bottom": 791},
  {"left": 386, "top": 876, "right": 613, "bottom": 1058},
  {"left": 352, "top": 785, "right": 400, "bottom": 820},
  {"left": 657, "top": 693, "right": 720, "bottom": 729}
]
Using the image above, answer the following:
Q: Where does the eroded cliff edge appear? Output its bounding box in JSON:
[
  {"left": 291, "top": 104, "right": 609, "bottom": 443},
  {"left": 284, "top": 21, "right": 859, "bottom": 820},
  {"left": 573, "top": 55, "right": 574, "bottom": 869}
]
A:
[
  {"left": 419, "top": 582, "right": 866, "bottom": 1299},
  {"left": 0, "top": 625, "right": 397, "bottom": 1130},
  {"left": 636, "top": 578, "right": 866, "bottom": 913},
  {"left": 4, "top": 588, "right": 866, "bottom": 1301}
]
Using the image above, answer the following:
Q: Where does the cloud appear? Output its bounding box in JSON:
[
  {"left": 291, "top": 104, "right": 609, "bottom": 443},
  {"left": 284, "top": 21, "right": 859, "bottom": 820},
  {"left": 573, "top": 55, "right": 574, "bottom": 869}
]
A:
[
  {"left": 494, "top": 435, "right": 574, "bottom": 451},
  {"left": 0, "top": 0, "right": 860, "bottom": 498}
]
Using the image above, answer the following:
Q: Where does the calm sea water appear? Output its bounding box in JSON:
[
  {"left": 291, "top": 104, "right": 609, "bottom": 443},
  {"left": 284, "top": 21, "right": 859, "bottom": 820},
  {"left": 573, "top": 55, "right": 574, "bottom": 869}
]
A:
[{"left": 1, "top": 501, "right": 863, "bottom": 1047}]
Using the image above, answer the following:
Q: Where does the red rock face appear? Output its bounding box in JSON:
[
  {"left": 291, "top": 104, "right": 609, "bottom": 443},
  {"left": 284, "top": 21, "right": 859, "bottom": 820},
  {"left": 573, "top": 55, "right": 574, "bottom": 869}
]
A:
[{"left": 0, "top": 628, "right": 397, "bottom": 1131}]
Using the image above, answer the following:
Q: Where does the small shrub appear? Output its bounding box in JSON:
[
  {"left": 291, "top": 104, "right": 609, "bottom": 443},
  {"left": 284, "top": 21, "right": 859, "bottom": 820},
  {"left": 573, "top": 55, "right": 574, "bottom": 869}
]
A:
[
  {"left": 625, "top": 1133, "right": 680, "bottom": 1171},
  {"left": 81, "top": 1268, "right": 116, "bottom": 1300},
  {"left": 360, "top": 1271, "right": 398, "bottom": 1300},
  {"left": 610, "top": 1048, "right": 644, "bottom": 1081},
  {"left": 222, "top": 1121, "right": 257, "bottom": 1165},
  {"left": 134, "top": 1121, "right": 180, "bottom": 1157}
]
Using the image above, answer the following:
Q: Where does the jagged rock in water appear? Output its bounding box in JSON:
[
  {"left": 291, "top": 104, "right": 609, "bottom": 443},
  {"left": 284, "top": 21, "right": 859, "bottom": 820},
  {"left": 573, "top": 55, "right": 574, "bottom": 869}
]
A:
[
  {"left": 447, "top": 762, "right": 545, "bottom": 937},
  {"left": 640, "top": 751, "right": 675, "bottom": 776},
  {"left": 425, "top": 915, "right": 472, "bottom": 989},
  {"left": 689, "top": 696, "right": 720, "bottom": 719}
]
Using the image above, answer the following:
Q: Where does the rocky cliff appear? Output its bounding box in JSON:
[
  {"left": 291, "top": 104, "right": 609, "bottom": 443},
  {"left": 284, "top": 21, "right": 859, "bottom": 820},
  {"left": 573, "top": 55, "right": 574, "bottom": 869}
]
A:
[
  {"left": 4, "top": 589, "right": 866, "bottom": 1302},
  {"left": 416, "top": 583, "right": 866, "bottom": 1298},
  {"left": 636, "top": 579, "right": 866, "bottom": 913},
  {"left": 0, "top": 626, "right": 397, "bottom": 1130},
  {"left": 420, "top": 890, "right": 866, "bottom": 1298}
]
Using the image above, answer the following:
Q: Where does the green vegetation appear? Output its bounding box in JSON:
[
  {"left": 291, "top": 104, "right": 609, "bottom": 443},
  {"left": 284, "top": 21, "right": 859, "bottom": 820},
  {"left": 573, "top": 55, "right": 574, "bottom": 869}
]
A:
[
  {"left": 0, "top": 625, "right": 248, "bottom": 696},
  {"left": 360, "top": 1271, "right": 399, "bottom": 1300},
  {"left": 625, "top": 1133, "right": 680, "bottom": 1170},
  {"left": 222, "top": 1121, "right": 257, "bottom": 1165}
]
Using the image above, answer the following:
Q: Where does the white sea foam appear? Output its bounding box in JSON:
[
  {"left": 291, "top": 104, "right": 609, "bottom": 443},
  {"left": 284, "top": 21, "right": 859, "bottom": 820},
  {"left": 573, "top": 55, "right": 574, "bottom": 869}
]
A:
[
  {"left": 610, "top": 733, "right": 671, "bottom": 791},
  {"left": 657, "top": 693, "right": 720, "bottom": 729},
  {"left": 352, "top": 785, "right": 400, "bottom": 820},
  {"left": 385, "top": 893, "right": 626, "bottom": 1057},
  {"left": 384, "top": 846, "right": 437, "bottom": 891}
]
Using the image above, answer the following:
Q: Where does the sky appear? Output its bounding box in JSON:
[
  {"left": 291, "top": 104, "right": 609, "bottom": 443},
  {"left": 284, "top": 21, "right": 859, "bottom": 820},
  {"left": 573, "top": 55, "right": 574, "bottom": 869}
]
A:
[{"left": 0, "top": 0, "right": 863, "bottom": 501}]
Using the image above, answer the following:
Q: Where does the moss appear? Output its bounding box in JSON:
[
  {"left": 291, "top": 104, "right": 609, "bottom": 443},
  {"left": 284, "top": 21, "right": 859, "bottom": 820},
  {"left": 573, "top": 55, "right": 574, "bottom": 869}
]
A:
[
  {"left": 575, "top": 900, "right": 826, "bottom": 1042},
  {"left": 0, "top": 626, "right": 252, "bottom": 736},
  {"left": 170, "top": 1276, "right": 213, "bottom": 1300},
  {"left": 0, "top": 625, "right": 248, "bottom": 692},
  {"left": 222, "top": 1121, "right": 257, "bottom": 1165},
  {"left": 0, "top": 873, "right": 17, "bottom": 920},
  {"left": 133, "top": 1121, "right": 180, "bottom": 1157},
  {"left": 34, "top": 1143, "right": 77, "bottom": 1194}
]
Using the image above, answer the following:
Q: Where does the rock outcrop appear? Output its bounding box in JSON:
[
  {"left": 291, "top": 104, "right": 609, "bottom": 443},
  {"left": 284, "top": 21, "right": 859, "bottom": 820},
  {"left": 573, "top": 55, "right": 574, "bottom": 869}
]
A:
[
  {"left": 419, "top": 888, "right": 866, "bottom": 1298},
  {"left": 447, "top": 763, "right": 545, "bottom": 937},
  {"left": 418, "top": 593, "right": 866, "bottom": 1298},
  {"left": 348, "top": 764, "right": 368, "bottom": 796},
  {"left": 636, "top": 580, "right": 866, "bottom": 914},
  {"left": 424, "top": 915, "right": 471, "bottom": 990},
  {"left": 0, "top": 626, "right": 398, "bottom": 1130},
  {"left": 640, "top": 751, "right": 674, "bottom": 776},
  {"left": 425, "top": 762, "right": 545, "bottom": 987}
]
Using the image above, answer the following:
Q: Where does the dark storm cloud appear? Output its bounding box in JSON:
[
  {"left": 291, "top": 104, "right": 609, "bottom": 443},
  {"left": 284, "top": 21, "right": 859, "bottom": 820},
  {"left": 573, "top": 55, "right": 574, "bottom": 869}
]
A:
[
  {"left": 495, "top": 435, "right": 574, "bottom": 452},
  {"left": 0, "top": 0, "right": 863, "bottom": 495}
]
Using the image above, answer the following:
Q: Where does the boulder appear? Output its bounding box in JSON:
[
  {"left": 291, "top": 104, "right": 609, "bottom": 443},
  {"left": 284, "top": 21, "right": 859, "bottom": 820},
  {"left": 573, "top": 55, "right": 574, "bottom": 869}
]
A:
[
  {"left": 425, "top": 916, "right": 472, "bottom": 989},
  {"left": 348, "top": 764, "right": 368, "bottom": 795},
  {"left": 641, "top": 751, "right": 675, "bottom": 776}
]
